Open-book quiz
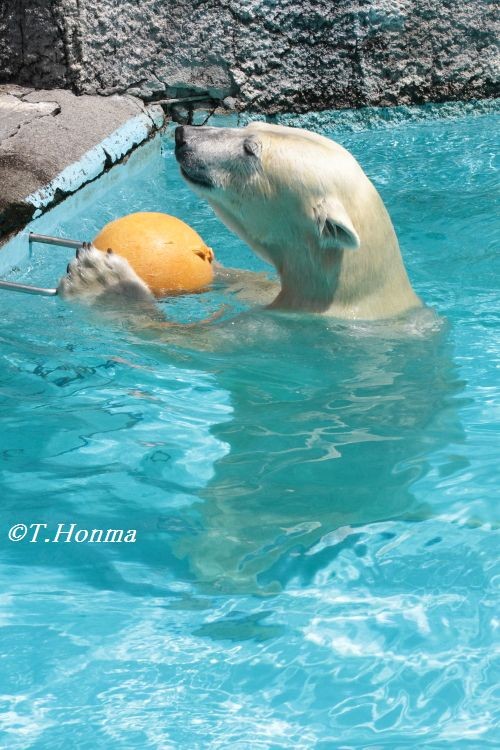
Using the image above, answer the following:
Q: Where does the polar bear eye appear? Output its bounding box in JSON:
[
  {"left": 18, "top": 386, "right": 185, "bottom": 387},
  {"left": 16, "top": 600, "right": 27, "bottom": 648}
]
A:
[{"left": 243, "top": 137, "right": 261, "bottom": 158}]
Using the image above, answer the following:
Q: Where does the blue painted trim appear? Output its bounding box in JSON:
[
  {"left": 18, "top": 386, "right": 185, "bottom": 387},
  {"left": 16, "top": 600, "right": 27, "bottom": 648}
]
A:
[
  {"left": 0, "top": 104, "right": 164, "bottom": 274},
  {"left": 26, "top": 105, "right": 164, "bottom": 212}
]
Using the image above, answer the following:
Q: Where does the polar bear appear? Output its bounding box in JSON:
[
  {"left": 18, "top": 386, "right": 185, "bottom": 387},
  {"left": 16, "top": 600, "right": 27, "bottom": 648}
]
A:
[{"left": 59, "top": 122, "right": 422, "bottom": 320}]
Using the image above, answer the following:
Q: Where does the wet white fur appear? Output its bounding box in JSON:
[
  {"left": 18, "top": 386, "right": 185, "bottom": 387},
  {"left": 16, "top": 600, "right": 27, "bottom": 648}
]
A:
[
  {"left": 58, "top": 245, "right": 153, "bottom": 304},
  {"left": 185, "top": 122, "right": 422, "bottom": 319}
]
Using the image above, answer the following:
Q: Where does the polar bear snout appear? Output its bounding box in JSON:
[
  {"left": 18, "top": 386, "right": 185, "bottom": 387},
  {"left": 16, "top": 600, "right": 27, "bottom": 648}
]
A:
[
  {"left": 175, "top": 125, "right": 263, "bottom": 193},
  {"left": 174, "top": 125, "right": 187, "bottom": 149},
  {"left": 175, "top": 126, "right": 215, "bottom": 189}
]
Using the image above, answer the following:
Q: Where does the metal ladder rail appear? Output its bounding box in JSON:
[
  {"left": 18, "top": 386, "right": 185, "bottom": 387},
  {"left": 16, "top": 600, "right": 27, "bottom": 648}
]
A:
[{"left": 0, "top": 232, "right": 85, "bottom": 296}]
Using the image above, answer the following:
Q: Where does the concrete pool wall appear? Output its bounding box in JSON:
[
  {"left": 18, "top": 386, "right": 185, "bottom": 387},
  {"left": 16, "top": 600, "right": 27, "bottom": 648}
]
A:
[
  {"left": 1, "top": 0, "right": 498, "bottom": 113},
  {"left": 0, "top": 133, "right": 164, "bottom": 278},
  {"left": 0, "top": 86, "right": 164, "bottom": 246}
]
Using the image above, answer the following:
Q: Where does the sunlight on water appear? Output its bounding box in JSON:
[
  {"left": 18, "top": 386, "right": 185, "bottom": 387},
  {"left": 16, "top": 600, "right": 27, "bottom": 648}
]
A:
[{"left": 0, "top": 106, "right": 498, "bottom": 748}]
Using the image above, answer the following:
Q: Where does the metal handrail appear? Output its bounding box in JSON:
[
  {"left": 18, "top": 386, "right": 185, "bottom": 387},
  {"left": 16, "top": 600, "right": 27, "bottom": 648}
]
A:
[
  {"left": 29, "top": 232, "right": 84, "bottom": 250},
  {"left": 0, "top": 279, "right": 58, "bottom": 296},
  {"left": 0, "top": 232, "right": 85, "bottom": 296}
]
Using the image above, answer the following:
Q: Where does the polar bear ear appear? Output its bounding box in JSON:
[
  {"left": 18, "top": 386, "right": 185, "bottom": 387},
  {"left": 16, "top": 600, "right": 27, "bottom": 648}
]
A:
[{"left": 315, "top": 197, "right": 360, "bottom": 251}]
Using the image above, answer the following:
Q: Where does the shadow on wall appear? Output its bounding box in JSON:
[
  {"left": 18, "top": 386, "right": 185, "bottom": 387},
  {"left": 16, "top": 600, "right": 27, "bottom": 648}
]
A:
[{"left": 0, "top": 0, "right": 69, "bottom": 88}]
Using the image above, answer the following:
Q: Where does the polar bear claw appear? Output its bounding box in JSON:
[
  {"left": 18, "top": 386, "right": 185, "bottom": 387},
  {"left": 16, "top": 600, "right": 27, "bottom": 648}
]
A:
[{"left": 57, "top": 243, "right": 154, "bottom": 304}]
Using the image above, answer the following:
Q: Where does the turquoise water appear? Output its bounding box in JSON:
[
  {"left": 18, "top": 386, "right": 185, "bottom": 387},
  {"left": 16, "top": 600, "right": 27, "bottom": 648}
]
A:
[{"left": 0, "top": 108, "right": 499, "bottom": 748}]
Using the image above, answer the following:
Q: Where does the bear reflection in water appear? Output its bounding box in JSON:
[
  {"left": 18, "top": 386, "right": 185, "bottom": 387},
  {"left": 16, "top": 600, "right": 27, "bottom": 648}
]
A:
[{"left": 171, "top": 308, "right": 464, "bottom": 594}]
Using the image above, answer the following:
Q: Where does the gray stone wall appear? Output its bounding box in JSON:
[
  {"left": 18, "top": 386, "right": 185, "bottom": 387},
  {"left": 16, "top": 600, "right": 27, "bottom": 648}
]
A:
[
  {"left": 0, "top": 0, "right": 68, "bottom": 88},
  {"left": 1, "top": 0, "right": 498, "bottom": 112}
]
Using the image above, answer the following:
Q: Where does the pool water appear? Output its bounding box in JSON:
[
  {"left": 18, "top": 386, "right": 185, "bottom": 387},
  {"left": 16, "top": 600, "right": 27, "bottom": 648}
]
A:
[{"left": 0, "top": 107, "right": 499, "bottom": 748}]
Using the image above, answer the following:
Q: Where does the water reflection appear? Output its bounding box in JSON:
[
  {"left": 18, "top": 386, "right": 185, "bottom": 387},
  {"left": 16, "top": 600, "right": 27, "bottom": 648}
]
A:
[{"left": 173, "top": 309, "right": 466, "bottom": 593}]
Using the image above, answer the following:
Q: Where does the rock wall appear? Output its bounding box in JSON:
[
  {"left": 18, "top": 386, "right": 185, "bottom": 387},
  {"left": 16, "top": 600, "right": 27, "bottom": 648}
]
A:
[
  {"left": 0, "top": 0, "right": 68, "bottom": 88},
  {"left": 1, "top": 0, "right": 498, "bottom": 113}
]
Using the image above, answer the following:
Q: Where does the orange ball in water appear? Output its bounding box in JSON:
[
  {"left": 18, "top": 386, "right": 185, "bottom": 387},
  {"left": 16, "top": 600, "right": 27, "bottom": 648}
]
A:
[{"left": 93, "top": 212, "right": 215, "bottom": 297}]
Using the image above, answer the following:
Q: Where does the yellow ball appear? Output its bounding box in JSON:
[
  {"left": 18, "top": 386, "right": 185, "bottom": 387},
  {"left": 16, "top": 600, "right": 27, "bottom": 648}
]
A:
[{"left": 93, "top": 212, "right": 215, "bottom": 297}]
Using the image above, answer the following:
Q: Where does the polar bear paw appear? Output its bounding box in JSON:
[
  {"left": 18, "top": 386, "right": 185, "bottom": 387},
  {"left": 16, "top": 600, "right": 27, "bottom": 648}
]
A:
[{"left": 57, "top": 243, "right": 154, "bottom": 305}]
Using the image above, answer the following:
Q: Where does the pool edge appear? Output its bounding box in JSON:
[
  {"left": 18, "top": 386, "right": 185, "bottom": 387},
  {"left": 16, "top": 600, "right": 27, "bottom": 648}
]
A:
[{"left": 0, "top": 94, "right": 165, "bottom": 269}]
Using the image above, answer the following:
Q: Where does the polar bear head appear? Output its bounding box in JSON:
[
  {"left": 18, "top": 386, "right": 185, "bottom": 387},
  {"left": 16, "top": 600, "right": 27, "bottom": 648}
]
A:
[{"left": 175, "top": 122, "right": 420, "bottom": 319}]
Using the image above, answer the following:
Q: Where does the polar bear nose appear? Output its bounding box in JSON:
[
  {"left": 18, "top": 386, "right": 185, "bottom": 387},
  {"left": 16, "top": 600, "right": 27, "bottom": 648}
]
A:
[{"left": 175, "top": 126, "right": 187, "bottom": 149}]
